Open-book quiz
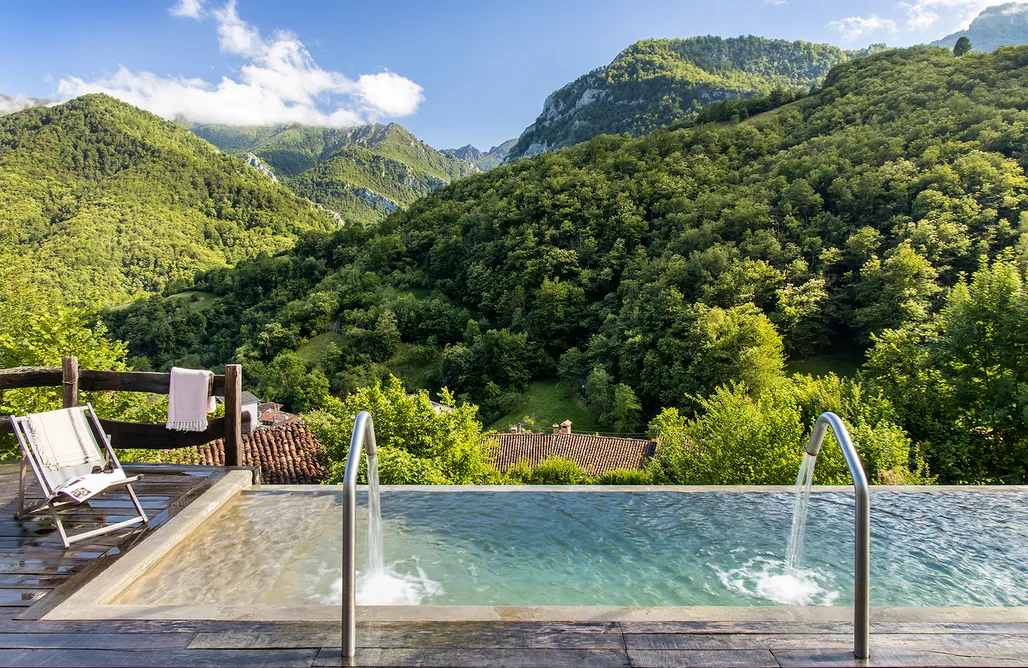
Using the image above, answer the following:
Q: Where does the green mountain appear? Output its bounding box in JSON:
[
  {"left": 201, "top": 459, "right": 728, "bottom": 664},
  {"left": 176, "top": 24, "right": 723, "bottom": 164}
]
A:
[
  {"left": 189, "top": 123, "right": 477, "bottom": 224},
  {"left": 0, "top": 94, "right": 335, "bottom": 307},
  {"left": 441, "top": 139, "right": 518, "bottom": 171},
  {"left": 931, "top": 2, "right": 1028, "bottom": 52},
  {"left": 505, "top": 35, "right": 881, "bottom": 161},
  {"left": 109, "top": 46, "right": 1028, "bottom": 482}
]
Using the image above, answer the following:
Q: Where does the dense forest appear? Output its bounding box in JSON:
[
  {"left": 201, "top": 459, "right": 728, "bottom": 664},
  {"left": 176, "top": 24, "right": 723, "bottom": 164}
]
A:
[
  {"left": 189, "top": 123, "right": 476, "bottom": 225},
  {"left": 104, "top": 46, "right": 1028, "bottom": 484},
  {"left": 0, "top": 95, "right": 336, "bottom": 307},
  {"left": 506, "top": 35, "right": 883, "bottom": 160}
]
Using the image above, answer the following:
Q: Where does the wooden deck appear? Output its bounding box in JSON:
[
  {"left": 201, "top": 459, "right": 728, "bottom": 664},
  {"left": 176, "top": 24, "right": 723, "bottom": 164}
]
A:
[{"left": 0, "top": 463, "right": 1025, "bottom": 667}]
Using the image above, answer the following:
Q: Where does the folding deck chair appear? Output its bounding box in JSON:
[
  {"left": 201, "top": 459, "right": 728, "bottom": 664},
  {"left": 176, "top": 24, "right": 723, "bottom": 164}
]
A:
[{"left": 10, "top": 404, "right": 148, "bottom": 548}]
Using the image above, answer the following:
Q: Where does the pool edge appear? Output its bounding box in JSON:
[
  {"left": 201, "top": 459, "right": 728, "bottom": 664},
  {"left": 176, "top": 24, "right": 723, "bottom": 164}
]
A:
[{"left": 42, "top": 469, "right": 253, "bottom": 621}]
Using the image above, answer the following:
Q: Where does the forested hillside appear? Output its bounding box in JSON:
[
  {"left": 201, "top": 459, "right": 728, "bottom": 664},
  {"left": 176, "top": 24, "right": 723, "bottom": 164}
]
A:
[
  {"left": 190, "top": 123, "right": 476, "bottom": 224},
  {"left": 932, "top": 2, "right": 1028, "bottom": 52},
  {"left": 0, "top": 95, "right": 336, "bottom": 307},
  {"left": 505, "top": 35, "right": 881, "bottom": 160},
  {"left": 107, "top": 46, "right": 1028, "bottom": 483}
]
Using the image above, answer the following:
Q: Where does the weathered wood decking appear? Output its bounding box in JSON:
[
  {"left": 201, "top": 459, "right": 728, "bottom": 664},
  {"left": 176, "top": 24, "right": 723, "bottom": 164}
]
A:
[{"left": 0, "top": 463, "right": 1025, "bottom": 667}]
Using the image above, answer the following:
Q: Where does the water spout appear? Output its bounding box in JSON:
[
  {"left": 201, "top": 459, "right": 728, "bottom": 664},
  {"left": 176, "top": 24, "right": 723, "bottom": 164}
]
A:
[
  {"left": 796, "top": 412, "right": 871, "bottom": 660},
  {"left": 365, "top": 454, "right": 384, "bottom": 578},
  {"left": 785, "top": 452, "right": 817, "bottom": 574}
]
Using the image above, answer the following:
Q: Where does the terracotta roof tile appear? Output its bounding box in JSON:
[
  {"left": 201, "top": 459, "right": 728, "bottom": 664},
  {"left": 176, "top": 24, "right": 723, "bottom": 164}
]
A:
[
  {"left": 485, "top": 433, "right": 656, "bottom": 475},
  {"left": 152, "top": 422, "right": 327, "bottom": 484}
]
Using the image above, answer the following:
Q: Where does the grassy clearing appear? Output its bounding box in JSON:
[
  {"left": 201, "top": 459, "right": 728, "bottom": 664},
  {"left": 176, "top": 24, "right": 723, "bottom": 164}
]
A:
[
  {"left": 296, "top": 332, "right": 345, "bottom": 365},
  {"left": 786, "top": 352, "right": 864, "bottom": 378},
  {"left": 488, "top": 378, "right": 603, "bottom": 434},
  {"left": 388, "top": 343, "right": 441, "bottom": 391},
  {"left": 164, "top": 291, "right": 217, "bottom": 312}
]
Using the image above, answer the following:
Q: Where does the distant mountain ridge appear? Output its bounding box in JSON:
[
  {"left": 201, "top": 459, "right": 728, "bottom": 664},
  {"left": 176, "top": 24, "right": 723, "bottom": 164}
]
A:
[
  {"left": 189, "top": 123, "right": 476, "bottom": 224},
  {"left": 442, "top": 139, "right": 518, "bottom": 171},
  {"left": 505, "top": 35, "right": 883, "bottom": 161},
  {"left": 0, "top": 94, "right": 335, "bottom": 307},
  {"left": 931, "top": 2, "right": 1028, "bottom": 52},
  {"left": 0, "top": 93, "right": 55, "bottom": 116}
]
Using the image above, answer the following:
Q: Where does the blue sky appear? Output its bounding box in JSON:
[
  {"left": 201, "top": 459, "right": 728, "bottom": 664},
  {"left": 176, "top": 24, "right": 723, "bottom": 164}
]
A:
[{"left": 0, "top": 0, "right": 1003, "bottom": 150}]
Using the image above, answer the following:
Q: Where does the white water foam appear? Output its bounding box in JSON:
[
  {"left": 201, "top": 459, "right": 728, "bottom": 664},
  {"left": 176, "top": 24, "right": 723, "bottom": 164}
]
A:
[{"left": 716, "top": 556, "right": 840, "bottom": 606}]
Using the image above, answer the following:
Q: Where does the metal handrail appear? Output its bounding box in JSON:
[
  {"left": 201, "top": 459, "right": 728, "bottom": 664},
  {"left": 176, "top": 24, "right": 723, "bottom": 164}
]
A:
[
  {"left": 805, "top": 412, "right": 870, "bottom": 659},
  {"left": 341, "top": 411, "right": 378, "bottom": 659}
]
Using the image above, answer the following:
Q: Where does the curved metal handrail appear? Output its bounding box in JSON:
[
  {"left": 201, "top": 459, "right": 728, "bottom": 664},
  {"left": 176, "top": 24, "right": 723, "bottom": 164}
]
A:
[
  {"left": 805, "top": 412, "right": 870, "bottom": 659},
  {"left": 342, "top": 411, "right": 378, "bottom": 659}
]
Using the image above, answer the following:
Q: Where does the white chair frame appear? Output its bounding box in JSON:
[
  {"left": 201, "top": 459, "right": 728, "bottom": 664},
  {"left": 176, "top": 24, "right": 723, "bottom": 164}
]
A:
[{"left": 11, "top": 404, "right": 148, "bottom": 548}]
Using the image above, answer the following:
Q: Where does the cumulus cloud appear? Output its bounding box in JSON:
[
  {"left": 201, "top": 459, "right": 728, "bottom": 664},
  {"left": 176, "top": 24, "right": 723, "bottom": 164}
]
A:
[
  {"left": 0, "top": 95, "right": 56, "bottom": 115},
  {"left": 829, "top": 0, "right": 1005, "bottom": 42},
  {"left": 168, "top": 0, "right": 204, "bottom": 19},
  {"left": 56, "top": 1, "right": 423, "bottom": 127},
  {"left": 828, "top": 15, "right": 899, "bottom": 40}
]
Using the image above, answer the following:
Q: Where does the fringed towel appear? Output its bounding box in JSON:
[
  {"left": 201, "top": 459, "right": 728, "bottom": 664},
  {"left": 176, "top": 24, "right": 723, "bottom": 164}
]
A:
[{"left": 166, "top": 367, "right": 215, "bottom": 432}]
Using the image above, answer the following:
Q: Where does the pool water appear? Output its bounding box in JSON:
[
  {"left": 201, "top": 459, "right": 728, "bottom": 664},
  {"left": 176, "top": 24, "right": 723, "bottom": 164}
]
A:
[{"left": 114, "top": 490, "right": 1028, "bottom": 608}]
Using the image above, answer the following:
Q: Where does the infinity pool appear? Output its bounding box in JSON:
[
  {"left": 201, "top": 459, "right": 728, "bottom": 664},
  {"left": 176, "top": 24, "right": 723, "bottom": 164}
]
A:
[{"left": 114, "top": 489, "right": 1028, "bottom": 609}]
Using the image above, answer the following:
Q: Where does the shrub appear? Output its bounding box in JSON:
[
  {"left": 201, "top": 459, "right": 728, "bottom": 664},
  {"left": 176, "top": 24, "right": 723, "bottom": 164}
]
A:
[
  {"left": 529, "top": 456, "right": 588, "bottom": 485},
  {"left": 596, "top": 468, "right": 651, "bottom": 485}
]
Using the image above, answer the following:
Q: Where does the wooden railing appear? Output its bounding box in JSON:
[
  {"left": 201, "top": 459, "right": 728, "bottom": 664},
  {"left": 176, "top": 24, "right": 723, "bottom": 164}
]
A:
[{"left": 0, "top": 356, "right": 251, "bottom": 466}]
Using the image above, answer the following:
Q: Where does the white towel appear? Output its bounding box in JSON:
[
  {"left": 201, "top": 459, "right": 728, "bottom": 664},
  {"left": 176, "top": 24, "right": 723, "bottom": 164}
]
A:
[
  {"left": 166, "top": 367, "right": 215, "bottom": 432},
  {"left": 24, "top": 408, "right": 103, "bottom": 472}
]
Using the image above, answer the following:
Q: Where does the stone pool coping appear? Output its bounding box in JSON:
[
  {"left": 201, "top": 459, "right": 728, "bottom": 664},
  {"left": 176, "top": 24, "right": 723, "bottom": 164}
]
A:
[{"left": 44, "top": 476, "right": 1028, "bottom": 622}]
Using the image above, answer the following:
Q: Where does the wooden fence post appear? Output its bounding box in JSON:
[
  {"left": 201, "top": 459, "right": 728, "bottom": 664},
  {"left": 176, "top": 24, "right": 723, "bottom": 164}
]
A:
[
  {"left": 224, "top": 364, "right": 242, "bottom": 467},
  {"left": 62, "top": 356, "right": 79, "bottom": 408}
]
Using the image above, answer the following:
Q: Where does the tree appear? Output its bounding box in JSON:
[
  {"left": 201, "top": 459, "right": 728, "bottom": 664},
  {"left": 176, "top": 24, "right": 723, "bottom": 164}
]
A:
[
  {"left": 953, "top": 37, "right": 971, "bottom": 57},
  {"left": 306, "top": 376, "right": 498, "bottom": 485},
  {"left": 0, "top": 300, "right": 165, "bottom": 459},
  {"left": 611, "top": 383, "right": 642, "bottom": 433}
]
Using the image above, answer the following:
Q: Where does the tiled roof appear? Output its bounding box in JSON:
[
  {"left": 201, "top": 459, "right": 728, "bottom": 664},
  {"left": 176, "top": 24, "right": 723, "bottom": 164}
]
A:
[
  {"left": 485, "top": 433, "right": 657, "bottom": 475},
  {"left": 155, "top": 422, "right": 327, "bottom": 484}
]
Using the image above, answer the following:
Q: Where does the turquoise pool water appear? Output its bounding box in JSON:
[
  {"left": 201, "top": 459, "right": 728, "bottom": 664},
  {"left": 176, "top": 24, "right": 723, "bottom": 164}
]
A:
[{"left": 117, "top": 490, "right": 1028, "bottom": 608}]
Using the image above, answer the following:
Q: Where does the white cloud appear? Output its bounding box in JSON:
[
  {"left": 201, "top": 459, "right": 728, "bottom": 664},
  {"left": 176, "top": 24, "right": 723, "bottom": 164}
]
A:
[
  {"left": 765, "top": 0, "right": 789, "bottom": 6},
  {"left": 828, "top": 15, "right": 899, "bottom": 40},
  {"left": 0, "top": 96, "right": 43, "bottom": 115},
  {"left": 355, "top": 72, "right": 424, "bottom": 117},
  {"left": 55, "top": 1, "right": 423, "bottom": 127},
  {"left": 828, "top": 0, "right": 1008, "bottom": 43},
  {"left": 169, "top": 0, "right": 204, "bottom": 19}
]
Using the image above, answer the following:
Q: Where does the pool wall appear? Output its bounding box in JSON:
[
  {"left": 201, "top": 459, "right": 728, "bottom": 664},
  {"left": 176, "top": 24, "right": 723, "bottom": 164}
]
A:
[{"left": 44, "top": 478, "right": 1028, "bottom": 623}]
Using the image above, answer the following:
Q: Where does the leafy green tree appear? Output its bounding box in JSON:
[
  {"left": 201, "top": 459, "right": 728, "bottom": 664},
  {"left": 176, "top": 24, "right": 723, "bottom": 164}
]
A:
[
  {"left": 306, "top": 376, "right": 498, "bottom": 484},
  {"left": 585, "top": 366, "right": 615, "bottom": 421},
  {"left": 954, "top": 37, "right": 972, "bottom": 57},
  {"left": 611, "top": 383, "right": 642, "bottom": 433},
  {"left": 647, "top": 376, "right": 929, "bottom": 485},
  {"left": 0, "top": 299, "right": 164, "bottom": 459},
  {"left": 855, "top": 243, "right": 941, "bottom": 338},
  {"left": 258, "top": 352, "right": 329, "bottom": 413},
  {"left": 866, "top": 258, "right": 1028, "bottom": 481}
]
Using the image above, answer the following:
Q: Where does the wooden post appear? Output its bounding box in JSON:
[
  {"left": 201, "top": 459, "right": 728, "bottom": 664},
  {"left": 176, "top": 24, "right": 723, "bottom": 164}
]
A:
[
  {"left": 223, "top": 364, "right": 242, "bottom": 467},
  {"left": 61, "top": 356, "right": 79, "bottom": 408}
]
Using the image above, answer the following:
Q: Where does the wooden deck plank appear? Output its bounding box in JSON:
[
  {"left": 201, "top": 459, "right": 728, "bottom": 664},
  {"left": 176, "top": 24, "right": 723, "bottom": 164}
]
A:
[
  {"left": 191, "top": 626, "right": 627, "bottom": 650},
  {"left": 0, "top": 590, "right": 48, "bottom": 606},
  {"left": 622, "top": 621, "right": 851, "bottom": 635},
  {"left": 0, "top": 648, "right": 318, "bottom": 667},
  {"left": 773, "top": 648, "right": 1028, "bottom": 667},
  {"left": 313, "top": 647, "right": 632, "bottom": 667},
  {"left": 0, "top": 632, "right": 196, "bottom": 649},
  {"left": 628, "top": 649, "right": 780, "bottom": 668}
]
